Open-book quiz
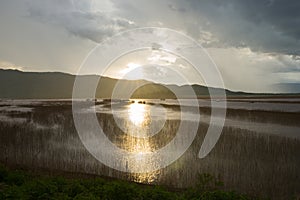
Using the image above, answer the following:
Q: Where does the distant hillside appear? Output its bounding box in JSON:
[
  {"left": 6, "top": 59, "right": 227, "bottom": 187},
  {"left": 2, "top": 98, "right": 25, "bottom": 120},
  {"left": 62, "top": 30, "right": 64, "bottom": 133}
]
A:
[
  {"left": 273, "top": 83, "right": 300, "bottom": 94},
  {"left": 0, "top": 69, "right": 256, "bottom": 99}
]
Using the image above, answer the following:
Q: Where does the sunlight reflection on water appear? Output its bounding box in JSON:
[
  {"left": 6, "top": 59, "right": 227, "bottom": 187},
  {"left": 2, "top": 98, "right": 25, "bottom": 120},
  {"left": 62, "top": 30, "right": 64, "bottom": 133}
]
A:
[
  {"left": 123, "top": 102, "right": 160, "bottom": 183},
  {"left": 128, "top": 102, "right": 147, "bottom": 126}
]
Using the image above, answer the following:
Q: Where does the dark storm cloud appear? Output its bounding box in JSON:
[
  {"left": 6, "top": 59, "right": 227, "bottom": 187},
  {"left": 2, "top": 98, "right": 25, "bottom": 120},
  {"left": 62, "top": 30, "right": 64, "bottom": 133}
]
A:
[
  {"left": 25, "top": 0, "right": 300, "bottom": 56},
  {"left": 182, "top": 0, "right": 300, "bottom": 56},
  {"left": 27, "top": 0, "right": 136, "bottom": 43},
  {"left": 108, "top": 0, "right": 300, "bottom": 57}
]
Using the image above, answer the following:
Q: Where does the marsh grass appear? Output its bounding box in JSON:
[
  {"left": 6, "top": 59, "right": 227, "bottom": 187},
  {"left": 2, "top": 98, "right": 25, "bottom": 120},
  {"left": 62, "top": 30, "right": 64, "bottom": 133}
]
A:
[{"left": 0, "top": 101, "right": 299, "bottom": 199}]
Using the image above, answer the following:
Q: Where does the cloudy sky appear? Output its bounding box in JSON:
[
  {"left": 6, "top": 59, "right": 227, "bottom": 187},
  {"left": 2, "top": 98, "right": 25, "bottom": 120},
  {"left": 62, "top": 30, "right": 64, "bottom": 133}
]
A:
[{"left": 0, "top": 0, "right": 299, "bottom": 93}]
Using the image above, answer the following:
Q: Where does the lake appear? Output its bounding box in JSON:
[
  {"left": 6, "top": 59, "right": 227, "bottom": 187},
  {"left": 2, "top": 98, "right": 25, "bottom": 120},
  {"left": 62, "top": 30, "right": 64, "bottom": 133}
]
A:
[{"left": 0, "top": 98, "right": 299, "bottom": 199}]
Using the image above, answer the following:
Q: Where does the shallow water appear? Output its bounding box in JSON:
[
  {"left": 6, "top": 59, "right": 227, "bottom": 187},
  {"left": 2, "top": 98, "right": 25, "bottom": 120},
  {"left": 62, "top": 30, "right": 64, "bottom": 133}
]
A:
[
  {"left": 90, "top": 99, "right": 300, "bottom": 138},
  {"left": 0, "top": 99, "right": 299, "bottom": 199}
]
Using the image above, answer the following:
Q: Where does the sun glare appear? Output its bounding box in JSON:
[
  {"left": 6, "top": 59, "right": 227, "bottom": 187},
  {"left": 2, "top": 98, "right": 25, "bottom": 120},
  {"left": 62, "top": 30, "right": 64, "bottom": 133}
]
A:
[
  {"left": 128, "top": 102, "right": 146, "bottom": 126},
  {"left": 120, "top": 62, "right": 141, "bottom": 74}
]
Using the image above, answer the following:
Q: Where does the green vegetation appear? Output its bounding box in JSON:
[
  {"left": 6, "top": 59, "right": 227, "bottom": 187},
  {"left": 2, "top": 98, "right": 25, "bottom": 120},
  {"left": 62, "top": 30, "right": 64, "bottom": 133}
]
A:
[{"left": 0, "top": 165, "right": 260, "bottom": 200}]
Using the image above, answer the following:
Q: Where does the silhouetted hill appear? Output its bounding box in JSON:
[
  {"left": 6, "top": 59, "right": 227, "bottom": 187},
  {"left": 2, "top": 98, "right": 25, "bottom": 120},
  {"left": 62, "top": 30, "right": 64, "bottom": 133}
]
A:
[{"left": 0, "top": 68, "right": 276, "bottom": 99}]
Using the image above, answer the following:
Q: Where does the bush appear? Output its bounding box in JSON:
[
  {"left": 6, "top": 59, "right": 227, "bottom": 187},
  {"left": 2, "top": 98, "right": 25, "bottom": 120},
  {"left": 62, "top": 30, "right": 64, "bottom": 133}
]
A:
[
  {"left": 73, "top": 192, "right": 100, "bottom": 200},
  {"left": 141, "top": 186, "right": 178, "bottom": 200},
  {"left": 1, "top": 185, "right": 26, "bottom": 200},
  {"left": 0, "top": 166, "right": 263, "bottom": 200},
  {"left": 23, "top": 179, "right": 59, "bottom": 199},
  {"left": 0, "top": 165, "right": 8, "bottom": 182},
  {"left": 3, "top": 171, "right": 27, "bottom": 186},
  {"left": 102, "top": 181, "right": 139, "bottom": 200},
  {"left": 198, "top": 191, "right": 250, "bottom": 200}
]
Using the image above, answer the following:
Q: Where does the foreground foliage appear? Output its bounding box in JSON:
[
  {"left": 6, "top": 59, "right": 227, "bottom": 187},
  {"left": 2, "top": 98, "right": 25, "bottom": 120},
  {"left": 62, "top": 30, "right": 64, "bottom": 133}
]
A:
[{"left": 0, "top": 165, "right": 261, "bottom": 200}]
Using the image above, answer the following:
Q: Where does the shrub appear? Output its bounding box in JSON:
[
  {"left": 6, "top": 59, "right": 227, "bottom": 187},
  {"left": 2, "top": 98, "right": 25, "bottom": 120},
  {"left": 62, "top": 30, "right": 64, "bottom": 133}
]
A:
[
  {"left": 0, "top": 166, "right": 263, "bottom": 200},
  {"left": 102, "top": 181, "right": 139, "bottom": 200},
  {"left": 141, "top": 186, "right": 178, "bottom": 200},
  {"left": 0, "top": 165, "right": 8, "bottom": 182},
  {"left": 4, "top": 170, "right": 27, "bottom": 186}
]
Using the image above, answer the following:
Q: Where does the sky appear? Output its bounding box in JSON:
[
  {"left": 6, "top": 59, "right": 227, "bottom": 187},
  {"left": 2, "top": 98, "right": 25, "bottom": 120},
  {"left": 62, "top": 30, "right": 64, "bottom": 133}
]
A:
[{"left": 0, "top": 0, "right": 299, "bottom": 93}]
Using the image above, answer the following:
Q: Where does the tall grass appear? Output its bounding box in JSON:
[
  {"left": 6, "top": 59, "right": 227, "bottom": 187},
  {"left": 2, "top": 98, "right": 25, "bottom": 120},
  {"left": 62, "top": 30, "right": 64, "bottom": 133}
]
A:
[{"left": 0, "top": 102, "right": 299, "bottom": 199}]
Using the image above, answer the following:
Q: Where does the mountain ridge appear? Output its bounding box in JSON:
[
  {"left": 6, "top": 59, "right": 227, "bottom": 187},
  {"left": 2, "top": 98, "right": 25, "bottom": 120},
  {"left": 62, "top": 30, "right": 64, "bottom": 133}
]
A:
[{"left": 0, "top": 68, "right": 296, "bottom": 99}]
